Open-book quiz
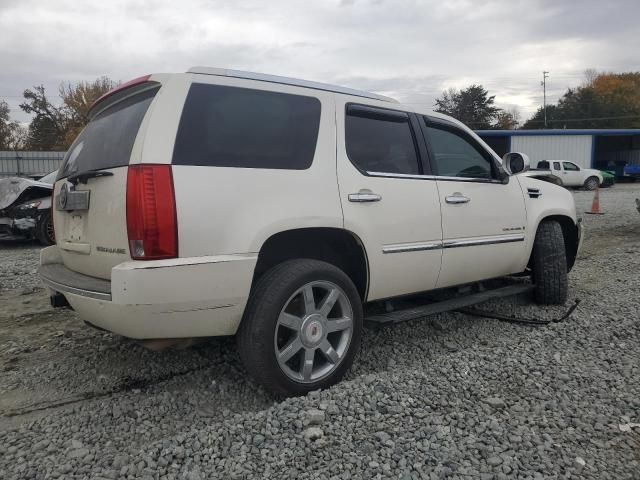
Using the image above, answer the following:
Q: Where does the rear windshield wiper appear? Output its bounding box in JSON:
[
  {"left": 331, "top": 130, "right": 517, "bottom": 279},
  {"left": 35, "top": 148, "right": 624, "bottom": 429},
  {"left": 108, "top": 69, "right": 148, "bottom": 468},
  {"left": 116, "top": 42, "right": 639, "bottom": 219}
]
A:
[{"left": 68, "top": 170, "right": 114, "bottom": 185}]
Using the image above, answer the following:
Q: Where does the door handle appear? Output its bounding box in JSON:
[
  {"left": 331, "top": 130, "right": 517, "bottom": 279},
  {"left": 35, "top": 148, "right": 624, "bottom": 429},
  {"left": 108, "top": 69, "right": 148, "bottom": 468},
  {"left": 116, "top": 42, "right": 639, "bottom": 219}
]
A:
[
  {"left": 348, "top": 191, "right": 382, "bottom": 203},
  {"left": 445, "top": 193, "right": 470, "bottom": 204}
]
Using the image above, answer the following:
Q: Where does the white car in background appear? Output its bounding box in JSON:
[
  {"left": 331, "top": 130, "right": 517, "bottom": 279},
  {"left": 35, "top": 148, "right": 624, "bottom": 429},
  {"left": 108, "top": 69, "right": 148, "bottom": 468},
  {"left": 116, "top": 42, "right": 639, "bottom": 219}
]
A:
[
  {"left": 536, "top": 160, "right": 603, "bottom": 190},
  {"left": 39, "top": 68, "right": 583, "bottom": 395}
]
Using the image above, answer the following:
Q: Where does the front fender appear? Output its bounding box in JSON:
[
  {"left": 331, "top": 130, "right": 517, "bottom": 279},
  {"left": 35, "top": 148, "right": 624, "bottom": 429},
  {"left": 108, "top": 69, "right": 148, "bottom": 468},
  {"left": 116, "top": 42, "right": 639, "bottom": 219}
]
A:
[{"left": 518, "top": 176, "right": 579, "bottom": 267}]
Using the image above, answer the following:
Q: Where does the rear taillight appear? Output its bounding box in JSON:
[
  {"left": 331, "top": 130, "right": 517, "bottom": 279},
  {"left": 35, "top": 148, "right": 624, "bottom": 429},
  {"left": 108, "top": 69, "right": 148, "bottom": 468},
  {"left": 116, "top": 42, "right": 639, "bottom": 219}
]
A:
[{"left": 126, "top": 165, "right": 178, "bottom": 260}]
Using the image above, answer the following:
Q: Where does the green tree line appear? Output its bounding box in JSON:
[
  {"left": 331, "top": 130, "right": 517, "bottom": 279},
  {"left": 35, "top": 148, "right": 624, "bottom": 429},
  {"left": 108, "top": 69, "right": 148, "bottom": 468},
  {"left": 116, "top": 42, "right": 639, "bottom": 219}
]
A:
[
  {"left": 0, "top": 77, "right": 116, "bottom": 151},
  {"left": 435, "top": 70, "right": 640, "bottom": 130}
]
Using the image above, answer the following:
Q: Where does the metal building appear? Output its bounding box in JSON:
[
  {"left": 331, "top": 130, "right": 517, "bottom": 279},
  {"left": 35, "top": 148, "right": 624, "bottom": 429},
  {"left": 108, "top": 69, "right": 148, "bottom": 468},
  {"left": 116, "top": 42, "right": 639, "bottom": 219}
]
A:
[{"left": 476, "top": 129, "right": 640, "bottom": 175}]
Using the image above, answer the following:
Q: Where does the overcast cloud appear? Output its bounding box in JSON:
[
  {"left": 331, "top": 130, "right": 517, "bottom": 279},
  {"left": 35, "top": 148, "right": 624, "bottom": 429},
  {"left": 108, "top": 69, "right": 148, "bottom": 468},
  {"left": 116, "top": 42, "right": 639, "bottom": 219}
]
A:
[{"left": 1, "top": 0, "right": 638, "bottom": 123}]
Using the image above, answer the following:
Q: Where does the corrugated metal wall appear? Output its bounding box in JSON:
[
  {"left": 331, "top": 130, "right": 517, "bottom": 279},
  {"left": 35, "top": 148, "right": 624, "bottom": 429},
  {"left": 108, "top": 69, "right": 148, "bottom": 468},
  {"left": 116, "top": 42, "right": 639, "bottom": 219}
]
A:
[
  {"left": 511, "top": 135, "right": 593, "bottom": 169},
  {"left": 0, "top": 151, "right": 65, "bottom": 177}
]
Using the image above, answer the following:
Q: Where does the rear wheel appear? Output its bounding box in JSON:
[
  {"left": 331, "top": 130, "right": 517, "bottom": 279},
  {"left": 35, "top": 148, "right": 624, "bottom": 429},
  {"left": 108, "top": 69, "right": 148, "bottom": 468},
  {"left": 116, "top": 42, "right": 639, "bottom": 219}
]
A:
[
  {"left": 36, "top": 210, "right": 55, "bottom": 245},
  {"left": 237, "top": 259, "right": 362, "bottom": 396},
  {"left": 584, "top": 176, "right": 599, "bottom": 190},
  {"left": 531, "top": 220, "right": 568, "bottom": 305}
]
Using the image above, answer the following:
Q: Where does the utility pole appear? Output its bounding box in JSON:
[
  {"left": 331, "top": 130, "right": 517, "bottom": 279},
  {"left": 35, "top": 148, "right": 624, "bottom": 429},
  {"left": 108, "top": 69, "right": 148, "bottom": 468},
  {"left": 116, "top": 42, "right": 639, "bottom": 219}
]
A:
[{"left": 541, "top": 71, "right": 549, "bottom": 128}]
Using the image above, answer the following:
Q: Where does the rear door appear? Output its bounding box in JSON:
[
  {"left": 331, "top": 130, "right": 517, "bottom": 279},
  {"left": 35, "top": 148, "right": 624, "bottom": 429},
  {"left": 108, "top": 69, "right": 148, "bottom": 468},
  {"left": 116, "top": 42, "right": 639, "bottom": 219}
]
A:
[
  {"left": 421, "top": 117, "right": 528, "bottom": 288},
  {"left": 53, "top": 82, "right": 160, "bottom": 279},
  {"left": 336, "top": 100, "right": 443, "bottom": 301}
]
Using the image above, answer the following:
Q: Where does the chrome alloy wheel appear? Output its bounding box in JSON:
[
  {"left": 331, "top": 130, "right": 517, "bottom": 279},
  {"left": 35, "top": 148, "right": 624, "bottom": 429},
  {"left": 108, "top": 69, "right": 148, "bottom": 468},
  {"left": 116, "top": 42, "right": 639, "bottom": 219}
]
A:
[{"left": 274, "top": 280, "right": 353, "bottom": 383}]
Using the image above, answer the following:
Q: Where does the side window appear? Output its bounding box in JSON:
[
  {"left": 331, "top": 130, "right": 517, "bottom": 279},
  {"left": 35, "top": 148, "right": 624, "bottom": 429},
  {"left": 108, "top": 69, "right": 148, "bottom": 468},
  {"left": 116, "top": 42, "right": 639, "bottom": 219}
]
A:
[
  {"left": 563, "top": 161, "right": 579, "bottom": 171},
  {"left": 424, "top": 121, "right": 495, "bottom": 179},
  {"left": 553, "top": 161, "right": 561, "bottom": 170},
  {"left": 538, "top": 161, "right": 550, "bottom": 169},
  {"left": 173, "top": 83, "right": 321, "bottom": 169},
  {"left": 345, "top": 105, "right": 421, "bottom": 175}
]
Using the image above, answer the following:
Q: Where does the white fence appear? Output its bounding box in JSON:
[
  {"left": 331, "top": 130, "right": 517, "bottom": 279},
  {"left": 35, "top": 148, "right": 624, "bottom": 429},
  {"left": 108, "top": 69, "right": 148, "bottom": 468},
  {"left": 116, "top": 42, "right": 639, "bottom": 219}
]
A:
[{"left": 0, "top": 151, "right": 65, "bottom": 178}]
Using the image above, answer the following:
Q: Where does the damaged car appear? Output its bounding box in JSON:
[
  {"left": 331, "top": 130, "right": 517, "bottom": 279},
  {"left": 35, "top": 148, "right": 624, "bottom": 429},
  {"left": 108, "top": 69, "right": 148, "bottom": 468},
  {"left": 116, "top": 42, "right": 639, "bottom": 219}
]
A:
[{"left": 0, "top": 170, "right": 56, "bottom": 245}]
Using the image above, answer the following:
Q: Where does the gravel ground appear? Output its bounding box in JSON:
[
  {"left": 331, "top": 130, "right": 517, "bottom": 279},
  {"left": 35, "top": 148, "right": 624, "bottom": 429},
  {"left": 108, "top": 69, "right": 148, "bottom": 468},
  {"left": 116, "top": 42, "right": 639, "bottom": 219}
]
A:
[
  {"left": 0, "top": 240, "right": 43, "bottom": 293},
  {"left": 0, "top": 184, "right": 639, "bottom": 479}
]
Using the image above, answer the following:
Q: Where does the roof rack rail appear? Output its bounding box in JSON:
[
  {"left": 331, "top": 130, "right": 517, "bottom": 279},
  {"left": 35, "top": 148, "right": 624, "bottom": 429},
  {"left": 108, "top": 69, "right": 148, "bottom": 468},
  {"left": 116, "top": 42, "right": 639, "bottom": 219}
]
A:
[{"left": 187, "top": 67, "right": 397, "bottom": 103}]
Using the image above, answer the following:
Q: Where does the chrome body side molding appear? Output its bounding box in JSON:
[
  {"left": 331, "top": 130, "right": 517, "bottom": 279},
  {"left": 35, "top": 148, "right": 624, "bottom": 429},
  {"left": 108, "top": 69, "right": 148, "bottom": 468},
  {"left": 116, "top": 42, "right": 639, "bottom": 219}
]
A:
[{"left": 383, "top": 234, "right": 525, "bottom": 253}]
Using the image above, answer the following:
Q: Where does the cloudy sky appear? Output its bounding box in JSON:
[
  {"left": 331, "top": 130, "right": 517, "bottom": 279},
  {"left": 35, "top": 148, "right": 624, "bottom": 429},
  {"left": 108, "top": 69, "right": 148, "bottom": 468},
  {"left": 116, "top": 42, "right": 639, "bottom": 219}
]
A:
[{"left": 1, "top": 0, "right": 638, "bottom": 124}]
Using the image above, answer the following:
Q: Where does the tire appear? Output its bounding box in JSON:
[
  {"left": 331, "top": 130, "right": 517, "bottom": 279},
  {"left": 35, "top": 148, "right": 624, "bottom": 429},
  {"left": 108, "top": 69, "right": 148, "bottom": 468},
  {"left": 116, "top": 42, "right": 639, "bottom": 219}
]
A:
[
  {"left": 531, "top": 220, "right": 568, "bottom": 305},
  {"left": 35, "top": 210, "right": 55, "bottom": 246},
  {"left": 584, "top": 176, "right": 599, "bottom": 190},
  {"left": 237, "top": 259, "right": 363, "bottom": 396}
]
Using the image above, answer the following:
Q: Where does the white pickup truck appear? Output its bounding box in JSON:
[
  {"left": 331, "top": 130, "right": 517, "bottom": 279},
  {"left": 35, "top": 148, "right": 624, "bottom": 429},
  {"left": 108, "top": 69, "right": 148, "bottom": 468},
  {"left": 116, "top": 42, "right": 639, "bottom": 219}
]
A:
[
  {"left": 534, "top": 160, "right": 603, "bottom": 190},
  {"left": 39, "top": 68, "right": 584, "bottom": 395}
]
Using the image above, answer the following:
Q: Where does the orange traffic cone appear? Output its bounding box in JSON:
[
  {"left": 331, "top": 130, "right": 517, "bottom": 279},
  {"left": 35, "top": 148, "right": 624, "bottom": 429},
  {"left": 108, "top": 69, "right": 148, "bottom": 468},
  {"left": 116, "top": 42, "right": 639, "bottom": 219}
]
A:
[{"left": 585, "top": 188, "right": 604, "bottom": 215}]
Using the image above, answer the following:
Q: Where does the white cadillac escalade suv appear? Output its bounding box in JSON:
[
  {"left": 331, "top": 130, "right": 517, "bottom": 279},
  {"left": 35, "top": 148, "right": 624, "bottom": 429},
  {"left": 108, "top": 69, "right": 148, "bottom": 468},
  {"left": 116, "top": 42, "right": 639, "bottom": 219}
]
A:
[{"left": 40, "top": 68, "right": 583, "bottom": 395}]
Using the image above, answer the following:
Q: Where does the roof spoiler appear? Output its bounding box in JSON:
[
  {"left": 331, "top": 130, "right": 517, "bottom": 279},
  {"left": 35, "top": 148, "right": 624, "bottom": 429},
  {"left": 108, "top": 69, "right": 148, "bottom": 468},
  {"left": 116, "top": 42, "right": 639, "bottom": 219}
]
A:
[{"left": 89, "top": 75, "right": 154, "bottom": 116}]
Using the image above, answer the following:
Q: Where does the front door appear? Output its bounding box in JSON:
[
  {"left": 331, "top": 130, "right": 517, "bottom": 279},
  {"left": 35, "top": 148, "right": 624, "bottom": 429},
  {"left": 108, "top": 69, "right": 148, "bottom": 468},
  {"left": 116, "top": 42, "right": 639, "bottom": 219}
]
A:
[
  {"left": 421, "top": 117, "right": 528, "bottom": 288},
  {"left": 336, "top": 100, "right": 443, "bottom": 301},
  {"left": 562, "top": 161, "right": 582, "bottom": 186}
]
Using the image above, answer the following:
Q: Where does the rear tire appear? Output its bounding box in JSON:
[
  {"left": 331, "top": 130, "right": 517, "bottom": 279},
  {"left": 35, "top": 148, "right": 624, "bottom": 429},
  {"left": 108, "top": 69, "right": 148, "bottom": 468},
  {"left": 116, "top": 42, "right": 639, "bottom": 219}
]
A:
[
  {"left": 36, "top": 210, "right": 55, "bottom": 246},
  {"left": 237, "top": 259, "right": 363, "bottom": 396},
  {"left": 532, "top": 220, "right": 568, "bottom": 305},
  {"left": 584, "top": 176, "right": 599, "bottom": 190}
]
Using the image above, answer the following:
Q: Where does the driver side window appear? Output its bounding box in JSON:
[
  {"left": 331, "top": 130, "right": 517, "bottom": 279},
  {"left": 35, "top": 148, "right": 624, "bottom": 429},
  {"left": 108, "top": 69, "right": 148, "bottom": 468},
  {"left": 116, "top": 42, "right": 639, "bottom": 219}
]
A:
[
  {"left": 424, "top": 121, "right": 495, "bottom": 179},
  {"left": 563, "top": 162, "right": 579, "bottom": 171}
]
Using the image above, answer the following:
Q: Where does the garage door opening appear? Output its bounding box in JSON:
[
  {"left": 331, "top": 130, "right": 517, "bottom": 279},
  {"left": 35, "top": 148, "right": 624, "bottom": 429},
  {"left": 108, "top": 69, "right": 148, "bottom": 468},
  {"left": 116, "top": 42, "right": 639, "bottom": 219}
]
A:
[{"left": 593, "top": 134, "right": 640, "bottom": 178}]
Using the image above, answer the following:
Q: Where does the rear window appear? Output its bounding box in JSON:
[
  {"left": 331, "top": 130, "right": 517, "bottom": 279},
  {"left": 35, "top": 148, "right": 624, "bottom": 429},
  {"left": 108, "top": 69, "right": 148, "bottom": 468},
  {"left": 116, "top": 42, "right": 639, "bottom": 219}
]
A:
[
  {"left": 57, "top": 87, "right": 158, "bottom": 180},
  {"left": 538, "top": 161, "right": 549, "bottom": 169},
  {"left": 345, "top": 105, "right": 421, "bottom": 175},
  {"left": 172, "top": 83, "right": 321, "bottom": 170}
]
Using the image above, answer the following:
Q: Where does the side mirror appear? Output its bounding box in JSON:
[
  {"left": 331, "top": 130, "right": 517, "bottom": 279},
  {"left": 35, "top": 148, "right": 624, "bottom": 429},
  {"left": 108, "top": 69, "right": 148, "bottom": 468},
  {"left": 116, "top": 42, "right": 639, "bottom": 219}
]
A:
[{"left": 502, "top": 152, "right": 530, "bottom": 175}]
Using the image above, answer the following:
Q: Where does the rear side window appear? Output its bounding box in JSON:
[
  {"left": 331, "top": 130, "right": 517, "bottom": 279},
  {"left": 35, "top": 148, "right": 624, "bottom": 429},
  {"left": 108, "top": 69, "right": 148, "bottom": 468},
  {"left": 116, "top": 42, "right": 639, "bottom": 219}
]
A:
[
  {"left": 553, "top": 161, "right": 561, "bottom": 170},
  {"left": 172, "top": 83, "right": 321, "bottom": 170},
  {"left": 58, "top": 87, "right": 158, "bottom": 180},
  {"left": 345, "top": 105, "right": 421, "bottom": 175},
  {"left": 538, "top": 161, "right": 549, "bottom": 169}
]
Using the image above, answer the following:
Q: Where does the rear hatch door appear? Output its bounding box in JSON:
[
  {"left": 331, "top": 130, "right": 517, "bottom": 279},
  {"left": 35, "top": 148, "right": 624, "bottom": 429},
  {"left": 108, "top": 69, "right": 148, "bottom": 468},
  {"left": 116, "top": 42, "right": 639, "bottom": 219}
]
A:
[{"left": 53, "top": 83, "right": 160, "bottom": 279}]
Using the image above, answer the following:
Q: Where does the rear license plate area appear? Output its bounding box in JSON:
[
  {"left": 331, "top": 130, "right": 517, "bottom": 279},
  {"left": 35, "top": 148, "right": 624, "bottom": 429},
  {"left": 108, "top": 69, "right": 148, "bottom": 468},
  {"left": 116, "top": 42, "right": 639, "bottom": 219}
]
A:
[{"left": 56, "top": 187, "right": 90, "bottom": 211}]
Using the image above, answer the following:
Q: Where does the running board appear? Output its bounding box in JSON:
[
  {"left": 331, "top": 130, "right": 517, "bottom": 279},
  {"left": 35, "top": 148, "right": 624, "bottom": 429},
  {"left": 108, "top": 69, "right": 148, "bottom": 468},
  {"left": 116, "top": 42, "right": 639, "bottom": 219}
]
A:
[{"left": 365, "top": 283, "right": 535, "bottom": 327}]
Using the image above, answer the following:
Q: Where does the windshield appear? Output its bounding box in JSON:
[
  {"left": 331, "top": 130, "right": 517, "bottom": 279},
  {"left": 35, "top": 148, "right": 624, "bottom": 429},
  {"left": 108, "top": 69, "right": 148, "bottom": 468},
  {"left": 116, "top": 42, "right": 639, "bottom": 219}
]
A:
[{"left": 57, "top": 87, "right": 158, "bottom": 180}]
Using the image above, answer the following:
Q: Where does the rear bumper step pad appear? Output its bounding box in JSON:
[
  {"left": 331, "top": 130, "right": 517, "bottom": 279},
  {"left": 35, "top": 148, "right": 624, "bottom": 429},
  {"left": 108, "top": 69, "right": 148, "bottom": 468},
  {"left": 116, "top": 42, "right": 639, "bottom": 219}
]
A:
[{"left": 39, "top": 263, "right": 112, "bottom": 301}]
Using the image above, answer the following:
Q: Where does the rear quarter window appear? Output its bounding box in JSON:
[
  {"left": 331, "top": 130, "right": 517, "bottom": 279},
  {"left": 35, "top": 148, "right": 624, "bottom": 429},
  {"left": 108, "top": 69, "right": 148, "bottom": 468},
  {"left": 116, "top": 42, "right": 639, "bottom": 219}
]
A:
[{"left": 172, "top": 83, "right": 321, "bottom": 170}]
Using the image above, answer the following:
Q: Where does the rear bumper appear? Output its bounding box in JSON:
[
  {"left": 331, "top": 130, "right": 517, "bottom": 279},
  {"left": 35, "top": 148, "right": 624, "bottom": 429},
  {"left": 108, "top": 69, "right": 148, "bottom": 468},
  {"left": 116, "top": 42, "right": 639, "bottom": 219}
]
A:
[{"left": 39, "top": 246, "right": 257, "bottom": 339}]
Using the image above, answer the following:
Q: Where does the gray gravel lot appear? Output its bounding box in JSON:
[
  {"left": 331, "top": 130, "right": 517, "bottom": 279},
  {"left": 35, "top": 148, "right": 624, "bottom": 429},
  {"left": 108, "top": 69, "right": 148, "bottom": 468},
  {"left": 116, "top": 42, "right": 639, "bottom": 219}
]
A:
[{"left": 1, "top": 184, "right": 639, "bottom": 479}]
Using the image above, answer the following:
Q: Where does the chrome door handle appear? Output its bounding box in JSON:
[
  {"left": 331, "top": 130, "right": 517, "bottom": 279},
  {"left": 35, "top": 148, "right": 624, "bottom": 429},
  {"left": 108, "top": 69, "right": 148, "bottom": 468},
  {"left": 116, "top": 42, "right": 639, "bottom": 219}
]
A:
[
  {"left": 445, "top": 193, "right": 470, "bottom": 204},
  {"left": 348, "top": 191, "right": 382, "bottom": 203}
]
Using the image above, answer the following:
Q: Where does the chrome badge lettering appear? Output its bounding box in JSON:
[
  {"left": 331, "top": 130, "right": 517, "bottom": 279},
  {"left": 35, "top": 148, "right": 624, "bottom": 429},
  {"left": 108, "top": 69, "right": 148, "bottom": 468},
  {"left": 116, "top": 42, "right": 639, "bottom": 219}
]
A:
[{"left": 96, "top": 246, "right": 126, "bottom": 255}]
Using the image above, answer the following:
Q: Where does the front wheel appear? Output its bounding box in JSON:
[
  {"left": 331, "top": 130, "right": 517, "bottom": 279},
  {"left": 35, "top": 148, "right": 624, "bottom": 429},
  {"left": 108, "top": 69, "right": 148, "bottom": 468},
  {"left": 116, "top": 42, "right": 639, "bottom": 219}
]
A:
[
  {"left": 237, "top": 259, "right": 363, "bottom": 396},
  {"left": 584, "top": 176, "right": 599, "bottom": 190},
  {"left": 531, "top": 220, "right": 568, "bottom": 305}
]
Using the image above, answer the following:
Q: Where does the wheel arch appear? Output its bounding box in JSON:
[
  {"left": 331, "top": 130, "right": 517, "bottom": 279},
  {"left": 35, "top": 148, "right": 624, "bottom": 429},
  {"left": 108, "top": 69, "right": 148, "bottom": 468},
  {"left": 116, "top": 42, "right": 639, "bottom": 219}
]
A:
[
  {"left": 529, "top": 214, "right": 579, "bottom": 271},
  {"left": 251, "top": 227, "right": 370, "bottom": 301}
]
